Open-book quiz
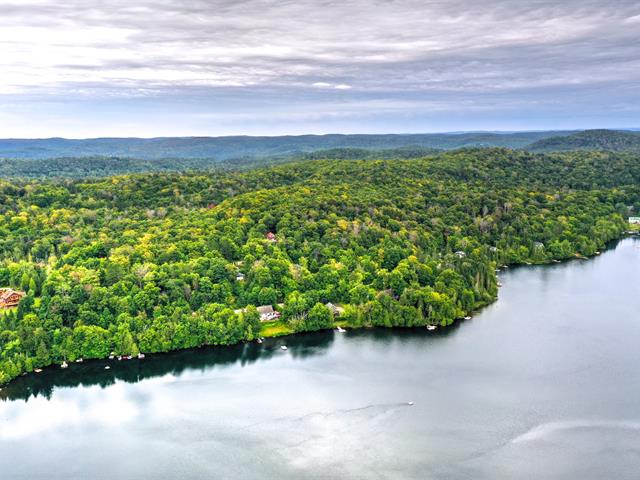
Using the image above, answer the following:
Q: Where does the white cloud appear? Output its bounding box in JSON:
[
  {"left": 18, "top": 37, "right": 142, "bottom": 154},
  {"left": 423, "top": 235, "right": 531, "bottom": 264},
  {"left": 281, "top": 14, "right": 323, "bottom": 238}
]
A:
[{"left": 0, "top": 0, "right": 639, "bottom": 135}]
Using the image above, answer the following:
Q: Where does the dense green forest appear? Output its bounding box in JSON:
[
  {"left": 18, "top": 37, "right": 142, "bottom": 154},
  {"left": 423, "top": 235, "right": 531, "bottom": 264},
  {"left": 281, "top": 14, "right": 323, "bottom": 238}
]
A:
[{"left": 1, "top": 148, "right": 639, "bottom": 385}]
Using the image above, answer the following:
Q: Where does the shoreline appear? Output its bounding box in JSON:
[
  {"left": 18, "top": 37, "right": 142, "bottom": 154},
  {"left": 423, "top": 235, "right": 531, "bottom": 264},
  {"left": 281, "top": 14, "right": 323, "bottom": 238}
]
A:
[{"left": 2, "top": 233, "right": 638, "bottom": 390}]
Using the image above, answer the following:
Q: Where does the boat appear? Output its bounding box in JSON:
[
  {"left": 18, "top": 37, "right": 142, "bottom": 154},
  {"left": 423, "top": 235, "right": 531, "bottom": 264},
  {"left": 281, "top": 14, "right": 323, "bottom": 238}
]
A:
[
  {"left": 256, "top": 338, "right": 263, "bottom": 344},
  {"left": 408, "top": 401, "right": 414, "bottom": 406},
  {"left": 108, "top": 353, "right": 115, "bottom": 360},
  {"left": 61, "top": 361, "right": 68, "bottom": 369},
  {"left": 75, "top": 358, "right": 84, "bottom": 363},
  {"left": 336, "top": 326, "right": 346, "bottom": 333},
  {"left": 34, "top": 368, "right": 42, "bottom": 373},
  {"left": 426, "top": 325, "right": 437, "bottom": 331},
  {"left": 464, "top": 316, "right": 472, "bottom": 320},
  {"left": 497, "top": 282, "right": 503, "bottom": 287},
  {"left": 126, "top": 355, "right": 133, "bottom": 360},
  {"left": 117, "top": 355, "right": 122, "bottom": 361},
  {"left": 281, "top": 345, "right": 288, "bottom": 351},
  {"left": 104, "top": 366, "right": 111, "bottom": 370},
  {"left": 138, "top": 353, "right": 145, "bottom": 359}
]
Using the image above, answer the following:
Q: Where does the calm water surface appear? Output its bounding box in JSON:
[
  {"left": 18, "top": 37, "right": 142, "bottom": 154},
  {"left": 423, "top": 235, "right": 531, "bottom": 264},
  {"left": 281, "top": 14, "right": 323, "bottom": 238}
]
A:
[{"left": 1, "top": 238, "right": 640, "bottom": 479}]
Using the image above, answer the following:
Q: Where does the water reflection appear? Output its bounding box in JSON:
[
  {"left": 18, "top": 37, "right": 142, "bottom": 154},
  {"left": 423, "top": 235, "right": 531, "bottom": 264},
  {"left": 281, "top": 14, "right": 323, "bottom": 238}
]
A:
[{"left": 1, "top": 331, "right": 337, "bottom": 402}]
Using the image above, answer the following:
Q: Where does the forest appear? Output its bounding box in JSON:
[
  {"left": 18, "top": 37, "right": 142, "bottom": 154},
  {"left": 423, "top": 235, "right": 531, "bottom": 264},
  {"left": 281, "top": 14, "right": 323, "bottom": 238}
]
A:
[{"left": 1, "top": 148, "right": 639, "bottom": 385}]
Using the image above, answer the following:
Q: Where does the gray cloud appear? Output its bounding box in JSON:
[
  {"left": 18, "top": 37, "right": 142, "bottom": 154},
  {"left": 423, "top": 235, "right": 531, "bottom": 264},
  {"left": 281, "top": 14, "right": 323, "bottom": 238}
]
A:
[{"left": 0, "top": 0, "right": 639, "bottom": 136}]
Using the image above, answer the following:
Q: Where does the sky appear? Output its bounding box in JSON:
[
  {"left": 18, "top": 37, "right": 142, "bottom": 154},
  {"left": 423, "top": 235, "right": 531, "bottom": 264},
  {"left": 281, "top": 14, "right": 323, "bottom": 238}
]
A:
[{"left": 0, "top": 0, "right": 639, "bottom": 138}]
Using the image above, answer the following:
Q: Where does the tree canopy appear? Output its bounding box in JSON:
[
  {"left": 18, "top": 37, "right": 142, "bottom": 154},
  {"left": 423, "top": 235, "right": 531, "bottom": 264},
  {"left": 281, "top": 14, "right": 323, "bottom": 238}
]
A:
[{"left": 1, "top": 148, "right": 638, "bottom": 385}]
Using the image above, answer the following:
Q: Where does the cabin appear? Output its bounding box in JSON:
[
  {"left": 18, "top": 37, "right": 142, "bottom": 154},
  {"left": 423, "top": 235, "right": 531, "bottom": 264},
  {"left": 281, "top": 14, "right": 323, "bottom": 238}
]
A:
[
  {"left": 629, "top": 217, "right": 640, "bottom": 225},
  {"left": 265, "top": 232, "right": 277, "bottom": 242},
  {"left": 0, "top": 288, "right": 26, "bottom": 309},
  {"left": 455, "top": 251, "right": 466, "bottom": 258},
  {"left": 236, "top": 273, "right": 245, "bottom": 282},
  {"left": 257, "top": 305, "right": 281, "bottom": 321},
  {"left": 326, "top": 302, "right": 344, "bottom": 317}
]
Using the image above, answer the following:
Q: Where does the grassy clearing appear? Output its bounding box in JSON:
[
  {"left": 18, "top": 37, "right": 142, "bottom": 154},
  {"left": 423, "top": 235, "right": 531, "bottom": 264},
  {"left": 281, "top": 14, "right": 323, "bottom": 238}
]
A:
[{"left": 260, "top": 320, "right": 294, "bottom": 337}]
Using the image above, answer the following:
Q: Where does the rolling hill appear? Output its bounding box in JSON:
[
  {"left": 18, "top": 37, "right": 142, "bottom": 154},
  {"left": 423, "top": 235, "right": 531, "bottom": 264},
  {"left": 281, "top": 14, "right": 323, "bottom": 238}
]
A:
[
  {"left": 0, "top": 131, "right": 571, "bottom": 161},
  {"left": 526, "top": 129, "right": 640, "bottom": 153}
]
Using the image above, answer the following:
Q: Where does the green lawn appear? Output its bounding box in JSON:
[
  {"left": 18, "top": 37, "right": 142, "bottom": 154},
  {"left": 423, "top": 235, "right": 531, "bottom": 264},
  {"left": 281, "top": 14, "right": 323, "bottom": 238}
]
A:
[{"left": 260, "top": 320, "right": 294, "bottom": 337}]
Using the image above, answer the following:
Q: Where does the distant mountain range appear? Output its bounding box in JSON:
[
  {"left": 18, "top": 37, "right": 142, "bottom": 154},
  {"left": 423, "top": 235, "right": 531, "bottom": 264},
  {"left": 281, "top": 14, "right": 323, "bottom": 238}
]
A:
[
  {"left": 0, "top": 129, "right": 639, "bottom": 179},
  {"left": 0, "top": 131, "right": 575, "bottom": 160},
  {"left": 526, "top": 129, "right": 640, "bottom": 153}
]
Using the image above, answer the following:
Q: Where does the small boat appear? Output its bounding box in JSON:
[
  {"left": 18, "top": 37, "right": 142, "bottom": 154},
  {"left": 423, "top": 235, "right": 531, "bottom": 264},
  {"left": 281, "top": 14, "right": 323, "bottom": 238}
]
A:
[
  {"left": 464, "top": 316, "right": 472, "bottom": 320},
  {"left": 61, "top": 361, "right": 68, "bottom": 369},
  {"left": 426, "top": 325, "right": 437, "bottom": 331},
  {"left": 108, "top": 352, "right": 115, "bottom": 360},
  {"left": 138, "top": 353, "right": 145, "bottom": 359},
  {"left": 104, "top": 366, "right": 111, "bottom": 370},
  {"left": 281, "top": 345, "right": 288, "bottom": 351},
  {"left": 595, "top": 251, "right": 601, "bottom": 255},
  {"left": 34, "top": 368, "right": 42, "bottom": 373},
  {"left": 407, "top": 401, "right": 414, "bottom": 406},
  {"left": 336, "top": 326, "right": 346, "bottom": 333},
  {"left": 497, "top": 282, "right": 503, "bottom": 287},
  {"left": 126, "top": 355, "right": 133, "bottom": 360},
  {"left": 117, "top": 356, "right": 122, "bottom": 361},
  {"left": 75, "top": 358, "right": 84, "bottom": 363},
  {"left": 256, "top": 338, "right": 263, "bottom": 344}
]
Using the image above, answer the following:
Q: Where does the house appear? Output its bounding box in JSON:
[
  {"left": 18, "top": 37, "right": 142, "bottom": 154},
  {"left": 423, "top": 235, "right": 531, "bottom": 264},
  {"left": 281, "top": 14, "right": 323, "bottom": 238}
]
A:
[
  {"left": 326, "top": 302, "right": 344, "bottom": 317},
  {"left": 235, "top": 273, "right": 245, "bottom": 282},
  {"left": 455, "top": 251, "right": 466, "bottom": 258},
  {"left": 257, "top": 305, "right": 281, "bottom": 321},
  {"left": 265, "top": 232, "right": 277, "bottom": 242},
  {"left": 0, "top": 288, "right": 26, "bottom": 309},
  {"left": 629, "top": 217, "right": 640, "bottom": 225}
]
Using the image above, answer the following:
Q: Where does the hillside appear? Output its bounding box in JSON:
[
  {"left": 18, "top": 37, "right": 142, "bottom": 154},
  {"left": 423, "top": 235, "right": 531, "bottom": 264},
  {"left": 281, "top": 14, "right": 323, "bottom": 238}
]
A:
[
  {"left": 0, "top": 131, "right": 570, "bottom": 161},
  {"left": 527, "top": 129, "right": 640, "bottom": 153},
  {"left": 0, "top": 147, "right": 442, "bottom": 179},
  {"left": 1, "top": 148, "right": 639, "bottom": 385}
]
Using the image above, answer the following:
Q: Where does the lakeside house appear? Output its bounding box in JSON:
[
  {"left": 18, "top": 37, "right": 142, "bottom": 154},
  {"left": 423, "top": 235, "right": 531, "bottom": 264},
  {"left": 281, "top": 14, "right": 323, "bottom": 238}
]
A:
[
  {"left": 629, "top": 217, "right": 640, "bottom": 225},
  {"left": 0, "top": 288, "right": 26, "bottom": 309},
  {"left": 256, "top": 305, "right": 281, "bottom": 321},
  {"left": 235, "top": 305, "right": 282, "bottom": 321}
]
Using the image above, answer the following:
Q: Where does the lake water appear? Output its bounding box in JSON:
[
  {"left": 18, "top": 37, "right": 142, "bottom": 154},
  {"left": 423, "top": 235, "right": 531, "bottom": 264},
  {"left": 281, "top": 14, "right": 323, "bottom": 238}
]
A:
[{"left": 1, "top": 238, "right": 639, "bottom": 479}]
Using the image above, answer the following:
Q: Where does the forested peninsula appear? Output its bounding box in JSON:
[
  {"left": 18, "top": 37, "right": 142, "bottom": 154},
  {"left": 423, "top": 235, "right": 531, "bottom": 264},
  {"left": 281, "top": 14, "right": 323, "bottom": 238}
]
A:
[{"left": 1, "top": 148, "right": 639, "bottom": 385}]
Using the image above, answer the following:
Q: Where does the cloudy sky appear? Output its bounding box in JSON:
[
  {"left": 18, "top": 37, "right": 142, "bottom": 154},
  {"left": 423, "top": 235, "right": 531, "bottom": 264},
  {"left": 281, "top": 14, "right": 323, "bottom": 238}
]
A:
[{"left": 0, "top": 0, "right": 639, "bottom": 138}]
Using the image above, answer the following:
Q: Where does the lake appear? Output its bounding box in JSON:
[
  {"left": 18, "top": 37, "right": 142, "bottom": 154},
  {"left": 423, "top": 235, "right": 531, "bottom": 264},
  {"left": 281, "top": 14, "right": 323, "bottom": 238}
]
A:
[{"left": 1, "top": 238, "right": 639, "bottom": 479}]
